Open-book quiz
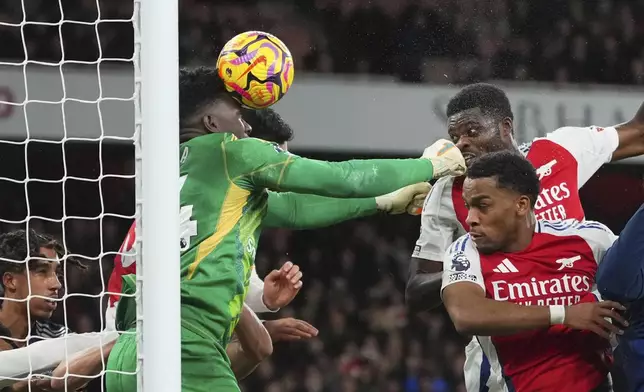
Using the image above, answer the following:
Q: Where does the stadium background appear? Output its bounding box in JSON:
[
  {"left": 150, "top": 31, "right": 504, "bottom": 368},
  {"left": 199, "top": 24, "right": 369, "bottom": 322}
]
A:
[{"left": 0, "top": 0, "right": 643, "bottom": 391}]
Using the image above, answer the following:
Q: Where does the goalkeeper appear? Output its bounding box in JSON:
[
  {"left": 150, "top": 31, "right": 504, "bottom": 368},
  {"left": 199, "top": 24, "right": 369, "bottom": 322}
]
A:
[{"left": 106, "top": 67, "right": 466, "bottom": 392}]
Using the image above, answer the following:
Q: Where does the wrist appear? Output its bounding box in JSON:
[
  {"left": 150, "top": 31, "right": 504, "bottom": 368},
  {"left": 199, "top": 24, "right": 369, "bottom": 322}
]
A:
[
  {"left": 549, "top": 305, "right": 566, "bottom": 325},
  {"left": 374, "top": 195, "right": 392, "bottom": 212},
  {"left": 262, "top": 294, "right": 280, "bottom": 312}
]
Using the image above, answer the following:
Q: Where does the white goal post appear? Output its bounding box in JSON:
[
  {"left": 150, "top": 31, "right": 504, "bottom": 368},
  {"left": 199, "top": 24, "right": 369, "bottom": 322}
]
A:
[
  {"left": 0, "top": 0, "right": 181, "bottom": 390},
  {"left": 138, "top": 0, "right": 181, "bottom": 392}
]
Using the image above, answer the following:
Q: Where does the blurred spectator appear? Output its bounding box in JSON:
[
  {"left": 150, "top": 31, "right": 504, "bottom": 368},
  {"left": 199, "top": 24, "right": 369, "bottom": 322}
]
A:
[{"left": 1, "top": 0, "right": 643, "bottom": 84}]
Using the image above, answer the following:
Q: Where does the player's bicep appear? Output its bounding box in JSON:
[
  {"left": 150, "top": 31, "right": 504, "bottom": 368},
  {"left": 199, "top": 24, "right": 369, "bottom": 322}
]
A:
[
  {"left": 546, "top": 126, "right": 619, "bottom": 186},
  {"left": 613, "top": 119, "right": 644, "bottom": 161},
  {"left": 442, "top": 282, "right": 487, "bottom": 312},
  {"left": 413, "top": 180, "right": 458, "bottom": 262},
  {"left": 441, "top": 237, "right": 485, "bottom": 298},
  {"left": 224, "top": 138, "right": 295, "bottom": 187}
]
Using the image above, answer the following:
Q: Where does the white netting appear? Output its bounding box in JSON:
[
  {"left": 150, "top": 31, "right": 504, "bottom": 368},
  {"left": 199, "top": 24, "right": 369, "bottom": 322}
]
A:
[{"left": 0, "top": 0, "right": 139, "bottom": 390}]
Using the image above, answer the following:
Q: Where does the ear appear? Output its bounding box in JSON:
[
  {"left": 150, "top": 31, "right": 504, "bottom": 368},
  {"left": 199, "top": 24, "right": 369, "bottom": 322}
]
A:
[
  {"left": 516, "top": 195, "right": 532, "bottom": 217},
  {"left": 2, "top": 272, "right": 17, "bottom": 293},
  {"left": 202, "top": 113, "right": 219, "bottom": 134},
  {"left": 201, "top": 101, "right": 221, "bottom": 134},
  {"left": 501, "top": 117, "right": 514, "bottom": 137}
]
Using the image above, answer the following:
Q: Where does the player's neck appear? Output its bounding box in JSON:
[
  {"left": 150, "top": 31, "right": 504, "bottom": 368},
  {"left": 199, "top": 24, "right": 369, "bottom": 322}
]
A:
[
  {"left": 0, "top": 302, "right": 30, "bottom": 340},
  {"left": 502, "top": 215, "right": 536, "bottom": 253},
  {"left": 179, "top": 128, "right": 207, "bottom": 143}
]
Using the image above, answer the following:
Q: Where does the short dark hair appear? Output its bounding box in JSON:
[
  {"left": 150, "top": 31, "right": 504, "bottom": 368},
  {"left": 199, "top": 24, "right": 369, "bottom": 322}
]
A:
[
  {"left": 467, "top": 151, "right": 540, "bottom": 207},
  {"left": 179, "top": 67, "right": 228, "bottom": 128},
  {"left": 0, "top": 229, "right": 85, "bottom": 289},
  {"left": 242, "top": 108, "right": 294, "bottom": 145},
  {"left": 446, "top": 83, "right": 514, "bottom": 122}
]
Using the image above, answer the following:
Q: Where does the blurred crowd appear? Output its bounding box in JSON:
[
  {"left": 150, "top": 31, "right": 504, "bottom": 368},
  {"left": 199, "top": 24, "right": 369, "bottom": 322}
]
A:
[
  {"left": 1, "top": 0, "right": 643, "bottom": 84},
  {"left": 1, "top": 0, "right": 644, "bottom": 391},
  {"left": 1, "top": 144, "right": 643, "bottom": 392}
]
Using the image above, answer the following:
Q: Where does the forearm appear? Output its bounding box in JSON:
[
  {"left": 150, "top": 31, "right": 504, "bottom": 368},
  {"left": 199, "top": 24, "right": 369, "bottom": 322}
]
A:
[
  {"left": 405, "top": 258, "right": 444, "bottom": 312},
  {"left": 245, "top": 268, "right": 274, "bottom": 313},
  {"left": 227, "top": 340, "right": 261, "bottom": 380},
  {"left": 257, "top": 157, "right": 434, "bottom": 198},
  {"left": 597, "top": 203, "right": 644, "bottom": 302},
  {"left": 49, "top": 340, "right": 115, "bottom": 391},
  {"left": 445, "top": 290, "right": 550, "bottom": 336},
  {"left": 264, "top": 191, "right": 377, "bottom": 229},
  {"left": 228, "top": 305, "right": 272, "bottom": 380},
  {"left": 406, "top": 271, "right": 443, "bottom": 312}
]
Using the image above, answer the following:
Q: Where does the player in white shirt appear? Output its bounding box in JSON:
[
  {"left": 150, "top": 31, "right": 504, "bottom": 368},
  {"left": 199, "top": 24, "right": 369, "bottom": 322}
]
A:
[{"left": 405, "top": 83, "right": 644, "bottom": 391}]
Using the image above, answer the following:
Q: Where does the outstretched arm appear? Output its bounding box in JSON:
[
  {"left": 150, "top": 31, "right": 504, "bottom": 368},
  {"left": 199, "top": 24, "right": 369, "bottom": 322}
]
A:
[
  {"left": 264, "top": 191, "right": 377, "bottom": 229},
  {"left": 264, "top": 182, "right": 430, "bottom": 229},
  {"left": 597, "top": 203, "right": 644, "bottom": 302},
  {"left": 224, "top": 138, "right": 462, "bottom": 198}
]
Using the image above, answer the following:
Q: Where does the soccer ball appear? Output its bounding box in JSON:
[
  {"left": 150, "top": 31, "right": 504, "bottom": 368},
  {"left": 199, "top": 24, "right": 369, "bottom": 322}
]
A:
[{"left": 217, "top": 31, "right": 295, "bottom": 109}]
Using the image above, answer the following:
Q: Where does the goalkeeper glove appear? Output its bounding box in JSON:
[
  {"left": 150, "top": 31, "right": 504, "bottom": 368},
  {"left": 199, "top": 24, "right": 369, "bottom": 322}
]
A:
[
  {"left": 421, "top": 139, "right": 466, "bottom": 179},
  {"left": 375, "top": 182, "right": 431, "bottom": 215}
]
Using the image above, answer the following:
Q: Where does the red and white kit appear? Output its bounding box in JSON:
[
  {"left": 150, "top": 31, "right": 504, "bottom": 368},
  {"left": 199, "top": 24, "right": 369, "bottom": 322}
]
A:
[
  {"left": 413, "top": 125, "right": 619, "bottom": 262},
  {"left": 441, "top": 220, "right": 617, "bottom": 391},
  {"left": 412, "top": 125, "right": 619, "bottom": 391}
]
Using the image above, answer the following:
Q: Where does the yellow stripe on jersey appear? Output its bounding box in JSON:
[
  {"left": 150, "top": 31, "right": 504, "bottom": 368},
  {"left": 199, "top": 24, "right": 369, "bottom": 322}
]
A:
[{"left": 186, "top": 182, "right": 250, "bottom": 279}]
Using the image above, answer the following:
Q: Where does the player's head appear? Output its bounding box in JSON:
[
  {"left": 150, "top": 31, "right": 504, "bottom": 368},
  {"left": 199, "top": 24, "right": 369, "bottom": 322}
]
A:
[
  {"left": 0, "top": 230, "right": 62, "bottom": 320},
  {"left": 446, "top": 83, "right": 516, "bottom": 167},
  {"left": 241, "top": 108, "right": 294, "bottom": 150},
  {"left": 179, "top": 67, "right": 251, "bottom": 140},
  {"left": 463, "top": 151, "right": 540, "bottom": 254}
]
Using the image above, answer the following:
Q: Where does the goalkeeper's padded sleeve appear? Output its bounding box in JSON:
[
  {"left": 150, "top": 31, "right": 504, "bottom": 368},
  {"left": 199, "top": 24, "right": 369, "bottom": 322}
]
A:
[
  {"left": 597, "top": 203, "right": 644, "bottom": 302},
  {"left": 224, "top": 137, "right": 434, "bottom": 197},
  {"left": 244, "top": 267, "right": 277, "bottom": 313},
  {"left": 263, "top": 191, "right": 377, "bottom": 229}
]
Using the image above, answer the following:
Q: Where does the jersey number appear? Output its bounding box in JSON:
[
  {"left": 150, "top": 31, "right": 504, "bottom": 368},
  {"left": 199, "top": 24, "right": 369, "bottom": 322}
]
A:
[{"left": 179, "top": 175, "right": 197, "bottom": 251}]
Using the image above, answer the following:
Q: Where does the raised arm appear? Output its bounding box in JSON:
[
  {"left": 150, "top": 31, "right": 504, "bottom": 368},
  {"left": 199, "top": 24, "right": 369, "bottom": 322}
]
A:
[
  {"left": 597, "top": 203, "right": 644, "bottom": 302},
  {"left": 224, "top": 138, "right": 464, "bottom": 198},
  {"left": 406, "top": 179, "right": 458, "bottom": 312},
  {"left": 612, "top": 101, "right": 644, "bottom": 161}
]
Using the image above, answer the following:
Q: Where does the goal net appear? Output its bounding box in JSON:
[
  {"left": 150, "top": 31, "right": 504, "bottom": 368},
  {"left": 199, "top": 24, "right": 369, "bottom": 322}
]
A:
[{"left": 0, "top": 0, "right": 180, "bottom": 391}]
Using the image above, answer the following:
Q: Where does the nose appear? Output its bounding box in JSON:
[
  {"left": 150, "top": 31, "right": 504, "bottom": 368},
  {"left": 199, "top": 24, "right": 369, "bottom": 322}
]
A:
[
  {"left": 50, "top": 274, "right": 62, "bottom": 292},
  {"left": 244, "top": 121, "right": 252, "bottom": 135},
  {"left": 466, "top": 208, "right": 480, "bottom": 228},
  {"left": 455, "top": 135, "right": 470, "bottom": 151}
]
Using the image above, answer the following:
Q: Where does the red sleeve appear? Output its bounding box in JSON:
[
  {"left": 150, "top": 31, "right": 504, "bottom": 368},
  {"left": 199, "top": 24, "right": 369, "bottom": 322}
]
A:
[{"left": 108, "top": 222, "right": 137, "bottom": 307}]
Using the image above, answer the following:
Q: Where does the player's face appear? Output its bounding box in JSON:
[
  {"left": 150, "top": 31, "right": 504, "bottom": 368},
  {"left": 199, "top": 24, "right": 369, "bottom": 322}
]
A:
[
  {"left": 447, "top": 108, "right": 513, "bottom": 167},
  {"left": 8, "top": 247, "right": 62, "bottom": 320},
  {"left": 463, "top": 177, "right": 532, "bottom": 254},
  {"left": 203, "top": 95, "right": 252, "bottom": 139}
]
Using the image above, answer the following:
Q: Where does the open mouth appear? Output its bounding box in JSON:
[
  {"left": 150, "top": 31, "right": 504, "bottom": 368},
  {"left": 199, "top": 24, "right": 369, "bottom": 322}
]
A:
[
  {"left": 470, "top": 232, "right": 484, "bottom": 240},
  {"left": 463, "top": 153, "right": 476, "bottom": 163}
]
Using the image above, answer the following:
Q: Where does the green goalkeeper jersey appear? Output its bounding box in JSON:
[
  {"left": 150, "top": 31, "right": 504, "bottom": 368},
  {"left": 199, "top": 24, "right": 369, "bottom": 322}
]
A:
[{"left": 179, "top": 133, "right": 435, "bottom": 346}]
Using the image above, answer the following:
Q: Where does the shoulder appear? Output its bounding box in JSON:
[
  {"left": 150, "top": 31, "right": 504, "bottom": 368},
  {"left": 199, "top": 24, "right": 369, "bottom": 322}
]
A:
[
  {"left": 32, "top": 320, "right": 68, "bottom": 339},
  {"left": 532, "top": 126, "right": 619, "bottom": 154},
  {"left": 537, "top": 219, "right": 616, "bottom": 250},
  {"left": 445, "top": 234, "right": 480, "bottom": 266},
  {"left": 537, "top": 219, "right": 611, "bottom": 235},
  {"left": 423, "top": 176, "right": 457, "bottom": 211}
]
